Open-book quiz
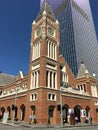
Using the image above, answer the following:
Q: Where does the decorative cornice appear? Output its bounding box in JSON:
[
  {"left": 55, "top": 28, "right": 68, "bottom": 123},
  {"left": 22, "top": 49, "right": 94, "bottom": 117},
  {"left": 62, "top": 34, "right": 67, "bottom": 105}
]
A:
[{"left": 0, "top": 93, "right": 27, "bottom": 101}]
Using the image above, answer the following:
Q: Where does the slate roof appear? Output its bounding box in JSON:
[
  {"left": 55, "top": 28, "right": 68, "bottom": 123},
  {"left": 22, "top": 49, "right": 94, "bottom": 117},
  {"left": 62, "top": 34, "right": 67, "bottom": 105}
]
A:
[
  {"left": 77, "top": 62, "right": 90, "bottom": 78},
  {"left": 0, "top": 73, "right": 17, "bottom": 86}
]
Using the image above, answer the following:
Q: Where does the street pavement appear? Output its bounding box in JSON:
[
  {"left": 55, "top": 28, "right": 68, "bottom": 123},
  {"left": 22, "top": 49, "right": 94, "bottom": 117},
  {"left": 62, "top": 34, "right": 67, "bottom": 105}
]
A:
[{"left": 0, "top": 122, "right": 98, "bottom": 130}]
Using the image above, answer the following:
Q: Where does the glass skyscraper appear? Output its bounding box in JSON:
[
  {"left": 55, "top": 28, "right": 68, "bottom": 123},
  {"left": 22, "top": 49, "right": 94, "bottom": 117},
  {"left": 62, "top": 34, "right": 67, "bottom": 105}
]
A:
[{"left": 41, "top": 0, "right": 98, "bottom": 81}]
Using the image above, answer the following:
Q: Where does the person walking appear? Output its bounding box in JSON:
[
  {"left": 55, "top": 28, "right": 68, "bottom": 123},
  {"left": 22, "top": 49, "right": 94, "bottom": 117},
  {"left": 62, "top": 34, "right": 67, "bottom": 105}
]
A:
[
  {"left": 29, "top": 114, "right": 33, "bottom": 124},
  {"left": 34, "top": 114, "right": 37, "bottom": 124},
  {"left": 85, "top": 116, "right": 89, "bottom": 123},
  {"left": 48, "top": 115, "right": 50, "bottom": 125},
  {"left": 89, "top": 116, "right": 92, "bottom": 124},
  {"left": 74, "top": 116, "right": 78, "bottom": 125}
]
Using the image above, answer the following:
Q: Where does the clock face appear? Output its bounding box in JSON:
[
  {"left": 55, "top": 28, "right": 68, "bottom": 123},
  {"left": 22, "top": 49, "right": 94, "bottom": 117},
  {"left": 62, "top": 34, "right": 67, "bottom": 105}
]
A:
[
  {"left": 35, "top": 27, "right": 41, "bottom": 37},
  {"left": 47, "top": 26, "right": 55, "bottom": 37}
]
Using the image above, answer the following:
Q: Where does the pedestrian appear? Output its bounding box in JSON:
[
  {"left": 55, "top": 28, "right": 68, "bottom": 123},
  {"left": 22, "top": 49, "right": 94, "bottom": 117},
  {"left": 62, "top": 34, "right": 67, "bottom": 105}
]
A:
[
  {"left": 89, "top": 116, "right": 92, "bottom": 124},
  {"left": 34, "top": 114, "right": 37, "bottom": 124},
  {"left": 74, "top": 116, "right": 78, "bottom": 125},
  {"left": 85, "top": 116, "right": 89, "bottom": 123},
  {"left": 48, "top": 115, "right": 50, "bottom": 125},
  {"left": 29, "top": 114, "right": 32, "bottom": 124}
]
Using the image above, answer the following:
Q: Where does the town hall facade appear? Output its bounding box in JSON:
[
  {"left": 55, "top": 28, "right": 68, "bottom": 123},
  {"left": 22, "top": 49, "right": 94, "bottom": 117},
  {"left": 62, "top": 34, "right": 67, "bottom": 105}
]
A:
[{"left": 0, "top": 2, "right": 98, "bottom": 125}]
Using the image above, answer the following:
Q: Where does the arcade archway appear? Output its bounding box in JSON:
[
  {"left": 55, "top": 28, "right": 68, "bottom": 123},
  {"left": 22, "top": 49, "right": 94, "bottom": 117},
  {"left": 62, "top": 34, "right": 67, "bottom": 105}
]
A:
[
  {"left": 20, "top": 104, "right": 25, "bottom": 121},
  {"left": 62, "top": 104, "right": 69, "bottom": 123},
  {"left": 96, "top": 109, "right": 98, "bottom": 122},
  {"left": 74, "top": 105, "right": 81, "bottom": 122},
  {"left": 30, "top": 105, "right": 36, "bottom": 115},
  {"left": 14, "top": 106, "right": 18, "bottom": 119},
  {"left": 1, "top": 107, "right": 5, "bottom": 116},
  {"left": 7, "top": 106, "right": 11, "bottom": 118},
  {"left": 48, "top": 105, "right": 55, "bottom": 124},
  {"left": 85, "top": 106, "right": 90, "bottom": 117}
]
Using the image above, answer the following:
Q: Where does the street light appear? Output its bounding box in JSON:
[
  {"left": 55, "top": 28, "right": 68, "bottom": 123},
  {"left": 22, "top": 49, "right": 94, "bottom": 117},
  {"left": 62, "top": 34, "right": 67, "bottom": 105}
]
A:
[
  {"left": 12, "top": 87, "right": 18, "bottom": 126},
  {"left": 60, "top": 86, "right": 63, "bottom": 127}
]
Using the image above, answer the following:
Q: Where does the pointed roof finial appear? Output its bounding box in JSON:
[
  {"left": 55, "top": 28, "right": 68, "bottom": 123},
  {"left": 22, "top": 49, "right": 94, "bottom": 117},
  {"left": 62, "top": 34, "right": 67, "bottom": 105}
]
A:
[
  {"left": 45, "top": 0, "right": 47, "bottom": 10},
  {"left": 93, "top": 72, "right": 96, "bottom": 77},
  {"left": 44, "top": 0, "right": 48, "bottom": 10}
]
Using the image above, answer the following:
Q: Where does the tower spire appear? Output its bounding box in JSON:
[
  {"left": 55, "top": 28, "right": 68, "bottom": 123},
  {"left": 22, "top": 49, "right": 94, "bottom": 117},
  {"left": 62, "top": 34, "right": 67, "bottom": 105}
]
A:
[
  {"left": 36, "top": 0, "right": 55, "bottom": 22},
  {"left": 45, "top": 0, "right": 47, "bottom": 10},
  {"left": 42, "top": 0, "right": 47, "bottom": 10}
]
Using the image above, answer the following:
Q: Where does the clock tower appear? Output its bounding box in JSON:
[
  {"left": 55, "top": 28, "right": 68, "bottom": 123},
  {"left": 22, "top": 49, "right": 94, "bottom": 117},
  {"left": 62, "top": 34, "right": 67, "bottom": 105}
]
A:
[
  {"left": 29, "top": 1, "right": 60, "bottom": 89},
  {"left": 28, "top": 1, "right": 61, "bottom": 124}
]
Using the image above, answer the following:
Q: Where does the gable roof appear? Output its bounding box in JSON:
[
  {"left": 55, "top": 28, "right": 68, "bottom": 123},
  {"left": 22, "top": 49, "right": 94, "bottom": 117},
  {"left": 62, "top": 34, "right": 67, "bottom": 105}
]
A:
[{"left": 0, "top": 73, "right": 17, "bottom": 86}]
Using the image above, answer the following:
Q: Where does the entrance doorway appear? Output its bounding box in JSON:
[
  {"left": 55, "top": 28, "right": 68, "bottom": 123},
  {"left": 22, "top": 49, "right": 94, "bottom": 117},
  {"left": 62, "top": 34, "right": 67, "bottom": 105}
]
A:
[
  {"left": 1, "top": 107, "right": 5, "bottom": 117},
  {"left": 20, "top": 104, "right": 25, "bottom": 121},
  {"left": 48, "top": 105, "right": 55, "bottom": 124},
  {"left": 96, "top": 109, "right": 98, "bottom": 122},
  {"left": 86, "top": 106, "right": 90, "bottom": 117},
  {"left": 30, "top": 105, "right": 36, "bottom": 123},
  {"left": 7, "top": 106, "right": 11, "bottom": 119},
  {"left": 74, "top": 105, "right": 81, "bottom": 122},
  {"left": 62, "top": 104, "right": 69, "bottom": 123},
  {"left": 31, "top": 105, "right": 36, "bottom": 115},
  {"left": 14, "top": 106, "right": 18, "bottom": 119}
]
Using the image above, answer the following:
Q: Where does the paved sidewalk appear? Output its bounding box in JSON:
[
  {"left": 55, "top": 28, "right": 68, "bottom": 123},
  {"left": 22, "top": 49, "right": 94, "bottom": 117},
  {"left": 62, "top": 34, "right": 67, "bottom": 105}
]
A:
[
  {"left": 18, "top": 121, "right": 98, "bottom": 128},
  {"left": 1, "top": 120, "right": 98, "bottom": 129}
]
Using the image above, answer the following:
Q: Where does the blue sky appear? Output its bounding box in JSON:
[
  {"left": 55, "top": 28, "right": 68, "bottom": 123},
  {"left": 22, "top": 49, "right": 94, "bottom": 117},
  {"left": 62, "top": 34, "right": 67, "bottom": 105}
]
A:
[{"left": 0, "top": 0, "right": 98, "bottom": 76}]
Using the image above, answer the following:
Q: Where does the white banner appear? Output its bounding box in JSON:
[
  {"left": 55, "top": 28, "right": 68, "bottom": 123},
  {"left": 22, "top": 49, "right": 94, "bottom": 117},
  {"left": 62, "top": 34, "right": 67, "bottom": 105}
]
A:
[
  {"left": 81, "top": 110, "right": 86, "bottom": 117},
  {"left": 68, "top": 109, "right": 74, "bottom": 114}
]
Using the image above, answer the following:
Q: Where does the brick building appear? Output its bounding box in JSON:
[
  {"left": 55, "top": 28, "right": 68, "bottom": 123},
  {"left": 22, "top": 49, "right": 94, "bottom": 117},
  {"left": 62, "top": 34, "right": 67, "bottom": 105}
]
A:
[{"left": 0, "top": 1, "right": 98, "bottom": 125}]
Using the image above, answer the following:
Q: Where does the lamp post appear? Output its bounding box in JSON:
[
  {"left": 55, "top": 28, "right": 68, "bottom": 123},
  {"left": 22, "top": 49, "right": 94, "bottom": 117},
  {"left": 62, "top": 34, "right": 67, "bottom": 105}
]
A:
[
  {"left": 60, "top": 86, "right": 63, "bottom": 127},
  {"left": 12, "top": 87, "right": 18, "bottom": 125}
]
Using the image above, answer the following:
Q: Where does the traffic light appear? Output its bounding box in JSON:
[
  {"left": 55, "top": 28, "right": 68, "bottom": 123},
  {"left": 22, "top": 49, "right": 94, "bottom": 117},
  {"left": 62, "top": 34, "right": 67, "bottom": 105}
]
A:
[
  {"left": 57, "top": 104, "right": 61, "bottom": 111},
  {"left": 12, "top": 104, "right": 14, "bottom": 110},
  {"left": 12, "top": 104, "right": 17, "bottom": 111}
]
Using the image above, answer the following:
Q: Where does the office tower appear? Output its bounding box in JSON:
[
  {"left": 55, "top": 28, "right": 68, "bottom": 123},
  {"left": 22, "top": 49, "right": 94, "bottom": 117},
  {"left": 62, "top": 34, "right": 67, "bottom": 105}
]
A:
[{"left": 41, "top": 0, "right": 98, "bottom": 81}]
